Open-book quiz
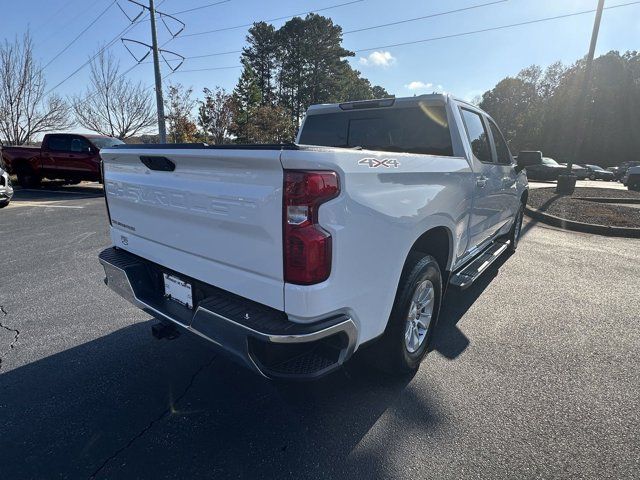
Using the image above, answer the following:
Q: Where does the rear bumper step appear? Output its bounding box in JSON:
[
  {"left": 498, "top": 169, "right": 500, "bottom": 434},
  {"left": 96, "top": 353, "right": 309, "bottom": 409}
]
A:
[
  {"left": 98, "top": 247, "right": 357, "bottom": 379},
  {"left": 449, "top": 240, "right": 510, "bottom": 289}
]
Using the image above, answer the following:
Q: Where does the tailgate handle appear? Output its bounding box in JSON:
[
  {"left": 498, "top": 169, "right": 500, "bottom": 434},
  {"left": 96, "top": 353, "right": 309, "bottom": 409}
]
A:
[{"left": 140, "top": 156, "right": 175, "bottom": 172}]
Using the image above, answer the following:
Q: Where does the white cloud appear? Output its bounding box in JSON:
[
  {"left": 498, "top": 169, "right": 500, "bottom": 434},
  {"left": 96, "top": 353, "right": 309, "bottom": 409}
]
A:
[
  {"left": 404, "top": 81, "right": 447, "bottom": 95},
  {"left": 405, "top": 81, "right": 433, "bottom": 91},
  {"left": 359, "top": 51, "right": 396, "bottom": 68}
]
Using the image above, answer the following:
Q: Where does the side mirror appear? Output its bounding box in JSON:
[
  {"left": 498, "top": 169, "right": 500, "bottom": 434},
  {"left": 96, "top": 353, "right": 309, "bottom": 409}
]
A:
[{"left": 515, "top": 150, "right": 543, "bottom": 172}]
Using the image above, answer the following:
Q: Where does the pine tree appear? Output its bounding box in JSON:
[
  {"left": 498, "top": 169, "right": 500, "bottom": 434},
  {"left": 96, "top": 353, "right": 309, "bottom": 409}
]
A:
[
  {"left": 242, "top": 22, "right": 277, "bottom": 106},
  {"left": 230, "top": 61, "right": 261, "bottom": 143}
]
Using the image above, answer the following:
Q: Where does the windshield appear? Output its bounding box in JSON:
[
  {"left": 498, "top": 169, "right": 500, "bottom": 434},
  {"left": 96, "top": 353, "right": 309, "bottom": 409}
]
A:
[
  {"left": 542, "top": 157, "right": 560, "bottom": 166},
  {"left": 586, "top": 164, "right": 605, "bottom": 171},
  {"left": 298, "top": 104, "right": 453, "bottom": 156},
  {"left": 91, "top": 137, "right": 125, "bottom": 149}
]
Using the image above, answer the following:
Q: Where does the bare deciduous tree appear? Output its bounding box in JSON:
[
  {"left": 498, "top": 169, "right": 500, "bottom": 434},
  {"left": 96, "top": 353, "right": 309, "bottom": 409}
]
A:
[
  {"left": 0, "top": 33, "right": 71, "bottom": 145},
  {"left": 72, "top": 50, "right": 156, "bottom": 139}
]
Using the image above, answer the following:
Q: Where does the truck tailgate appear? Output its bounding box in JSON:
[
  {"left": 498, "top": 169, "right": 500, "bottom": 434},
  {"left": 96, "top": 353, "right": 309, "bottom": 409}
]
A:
[{"left": 101, "top": 147, "right": 285, "bottom": 310}]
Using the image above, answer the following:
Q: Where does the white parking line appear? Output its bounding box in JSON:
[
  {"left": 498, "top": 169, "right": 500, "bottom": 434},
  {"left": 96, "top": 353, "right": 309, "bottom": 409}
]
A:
[{"left": 8, "top": 201, "right": 84, "bottom": 209}]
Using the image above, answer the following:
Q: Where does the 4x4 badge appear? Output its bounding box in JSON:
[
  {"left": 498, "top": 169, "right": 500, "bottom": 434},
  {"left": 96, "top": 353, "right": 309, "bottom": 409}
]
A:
[{"left": 358, "top": 157, "right": 400, "bottom": 168}]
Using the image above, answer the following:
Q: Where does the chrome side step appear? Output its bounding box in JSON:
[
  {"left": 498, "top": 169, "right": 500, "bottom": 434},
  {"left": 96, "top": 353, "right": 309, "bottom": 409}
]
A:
[{"left": 449, "top": 240, "right": 510, "bottom": 289}]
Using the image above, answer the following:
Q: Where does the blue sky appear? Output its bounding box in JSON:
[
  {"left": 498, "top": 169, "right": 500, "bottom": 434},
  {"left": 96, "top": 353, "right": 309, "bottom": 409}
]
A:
[{"left": 4, "top": 0, "right": 640, "bottom": 112}]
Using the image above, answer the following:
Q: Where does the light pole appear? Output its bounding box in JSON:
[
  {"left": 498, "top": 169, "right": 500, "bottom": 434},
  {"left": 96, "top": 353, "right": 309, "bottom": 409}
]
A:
[
  {"left": 149, "top": 0, "right": 167, "bottom": 143},
  {"left": 558, "top": 0, "right": 606, "bottom": 194}
]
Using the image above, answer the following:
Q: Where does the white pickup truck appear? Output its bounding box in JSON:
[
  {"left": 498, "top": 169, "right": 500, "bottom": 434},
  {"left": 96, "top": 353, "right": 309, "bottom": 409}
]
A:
[{"left": 99, "top": 94, "right": 533, "bottom": 379}]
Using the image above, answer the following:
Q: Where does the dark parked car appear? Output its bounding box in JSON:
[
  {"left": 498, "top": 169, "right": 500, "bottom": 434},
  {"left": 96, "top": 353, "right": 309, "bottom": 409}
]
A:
[
  {"left": 614, "top": 161, "right": 640, "bottom": 181},
  {"left": 583, "top": 164, "right": 615, "bottom": 181},
  {"left": 518, "top": 152, "right": 565, "bottom": 181},
  {"left": 560, "top": 163, "right": 588, "bottom": 180},
  {"left": 626, "top": 166, "right": 640, "bottom": 191}
]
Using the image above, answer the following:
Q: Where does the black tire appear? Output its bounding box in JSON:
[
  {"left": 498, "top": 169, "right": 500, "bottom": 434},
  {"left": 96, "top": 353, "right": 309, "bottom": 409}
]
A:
[
  {"left": 376, "top": 253, "right": 442, "bottom": 374},
  {"left": 0, "top": 199, "right": 9, "bottom": 208},
  {"left": 589, "top": 174, "right": 596, "bottom": 181},
  {"left": 507, "top": 202, "right": 525, "bottom": 253},
  {"left": 16, "top": 165, "right": 41, "bottom": 188}
]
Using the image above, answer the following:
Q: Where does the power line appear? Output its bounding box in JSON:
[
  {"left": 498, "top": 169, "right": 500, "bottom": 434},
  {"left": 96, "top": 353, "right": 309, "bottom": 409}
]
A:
[
  {"left": 43, "top": 0, "right": 169, "bottom": 96},
  {"left": 169, "top": 0, "right": 510, "bottom": 62},
  {"left": 170, "top": 0, "right": 230, "bottom": 15},
  {"left": 165, "top": 1, "right": 640, "bottom": 77},
  {"left": 42, "top": 0, "right": 117, "bottom": 69},
  {"left": 172, "top": 65, "right": 242, "bottom": 73},
  {"left": 179, "top": 0, "right": 364, "bottom": 38},
  {"left": 343, "top": 0, "right": 508, "bottom": 35},
  {"left": 353, "top": 0, "right": 640, "bottom": 53},
  {"left": 34, "top": 0, "right": 101, "bottom": 46}
]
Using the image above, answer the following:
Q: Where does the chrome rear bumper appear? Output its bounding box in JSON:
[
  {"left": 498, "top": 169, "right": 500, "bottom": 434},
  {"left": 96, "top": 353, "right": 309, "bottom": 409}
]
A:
[{"left": 99, "top": 247, "right": 357, "bottom": 379}]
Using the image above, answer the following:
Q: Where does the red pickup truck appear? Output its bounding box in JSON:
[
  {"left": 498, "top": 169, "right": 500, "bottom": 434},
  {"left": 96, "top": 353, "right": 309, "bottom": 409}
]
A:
[{"left": 1, "top": 133, "right": 124, "bottom": 187}]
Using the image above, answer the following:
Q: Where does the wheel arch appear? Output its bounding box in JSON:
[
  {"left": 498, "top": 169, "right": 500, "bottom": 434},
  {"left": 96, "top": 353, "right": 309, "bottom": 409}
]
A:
[{"left": 405, "top": 226, "right": 453, "bottom": 277}]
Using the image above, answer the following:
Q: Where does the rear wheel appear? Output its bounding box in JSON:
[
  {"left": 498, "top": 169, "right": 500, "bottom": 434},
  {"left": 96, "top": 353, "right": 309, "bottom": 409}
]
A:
[
  {"left": 0, "top": 199, "right": 9, "bottom": 208},
  {"left": 16, "top": 165, "right": 41, "bottom": 188},
  {"left": 507, "top": 202, "right": 525, "bottom": 253},
  {"left": 376, "top": 254, "right": 442, "bottom": 374}
]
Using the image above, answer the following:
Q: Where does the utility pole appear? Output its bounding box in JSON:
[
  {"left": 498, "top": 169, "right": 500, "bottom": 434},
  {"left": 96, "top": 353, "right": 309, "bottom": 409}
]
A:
[
  {"left": 149, "top": 0, "right": 167, "bottom": 143},
  {"left": 558, "top": 0, "right": 606, "bottom": 194}
]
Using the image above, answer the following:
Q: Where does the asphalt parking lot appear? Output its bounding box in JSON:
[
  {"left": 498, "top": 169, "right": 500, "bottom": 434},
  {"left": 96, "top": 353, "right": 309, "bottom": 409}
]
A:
[{"left": 1, "top": 184, "right": 639, "bottom": 479}]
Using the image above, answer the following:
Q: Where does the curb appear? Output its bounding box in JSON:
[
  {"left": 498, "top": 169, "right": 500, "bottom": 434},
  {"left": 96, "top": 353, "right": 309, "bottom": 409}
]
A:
[
  {"left": 578, "top": 197, "right": 640, "bottom": 204},
  {"left": 524, "top": 205, "right": 640, "bottom": 238}
]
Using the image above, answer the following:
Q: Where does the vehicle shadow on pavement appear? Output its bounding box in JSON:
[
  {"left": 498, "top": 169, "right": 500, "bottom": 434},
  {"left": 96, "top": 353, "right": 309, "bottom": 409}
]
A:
[
  {"left": 12, "top": 182, "right": 104, "bottom": 201},
  {"left": 0, "top": 321, "right": 446, "bottom": 479},
  {"left": 432, "top": 253, "right": 511, "bottom": 361}
]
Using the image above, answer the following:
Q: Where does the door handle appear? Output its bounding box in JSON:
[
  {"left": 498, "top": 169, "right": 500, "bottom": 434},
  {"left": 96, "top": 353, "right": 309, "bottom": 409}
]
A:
[{"left": 476, "top": 176, "right": 487, "bottom": 188}]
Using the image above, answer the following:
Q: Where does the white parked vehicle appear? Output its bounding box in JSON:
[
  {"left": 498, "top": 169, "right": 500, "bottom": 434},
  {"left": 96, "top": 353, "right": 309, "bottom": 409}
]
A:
[
  {"left": 98, "top": 95, "right": 532, "bottom": 379},
  {"left": 0, "top": 163, "right": 14, "bottom": 208}
]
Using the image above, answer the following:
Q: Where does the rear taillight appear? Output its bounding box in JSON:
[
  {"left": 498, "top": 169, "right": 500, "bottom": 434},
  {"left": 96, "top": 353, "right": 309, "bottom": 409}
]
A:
[{"left": 283, "top": 170, "right": 339, "bottom": 285}]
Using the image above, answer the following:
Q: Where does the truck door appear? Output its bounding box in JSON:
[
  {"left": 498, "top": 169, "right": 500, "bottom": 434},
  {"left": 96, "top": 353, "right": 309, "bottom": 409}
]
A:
[
  {"left": 459, "top": 107, "right": 503, "bottom": 248},
  {"left": 66, "top": 136, "right": 97, "bottom": 178},
  {"left": 487, "top": 118, "right": 518, "bottom": 231},
  {"left": 41, "top": 135, "right": 72, "bottom": 177}
]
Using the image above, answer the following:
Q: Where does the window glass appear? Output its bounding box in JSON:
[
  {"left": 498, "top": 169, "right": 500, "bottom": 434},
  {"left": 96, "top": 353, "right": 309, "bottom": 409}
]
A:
[
  {"left": 47, "top": 136, "right": 72, "bottom": 152},
  {"left": 91, "top": 137, "right": 125, "bottom": 149},
  {"left": 460, "top": 109, "right": 492, "bottom": 163},
  {"left": 71, "top": 137, "right": 91, "bottom": 153},
  {"left": 299, "top": 104, "right": 453, "bottom": 156},
  {"left": 488, "top": 120, "right": 512, "bottom": 165}
]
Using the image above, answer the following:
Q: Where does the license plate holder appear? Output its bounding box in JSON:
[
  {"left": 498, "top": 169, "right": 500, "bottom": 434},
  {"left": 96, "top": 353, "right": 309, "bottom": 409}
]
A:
[{"left": 163, "top": 273, "right": 193, "bottom": 309}]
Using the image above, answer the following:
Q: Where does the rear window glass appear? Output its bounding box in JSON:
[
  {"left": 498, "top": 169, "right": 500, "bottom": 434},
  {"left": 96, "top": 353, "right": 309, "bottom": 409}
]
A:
[
  {"left": 299, "top": 104, "right": 453, "bottom": 156},
  {"left": 47, "top": 136, "right": 71, "bottom": 151}
]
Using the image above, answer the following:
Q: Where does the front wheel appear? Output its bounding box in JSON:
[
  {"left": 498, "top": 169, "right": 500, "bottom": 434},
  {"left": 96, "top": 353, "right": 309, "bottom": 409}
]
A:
[
  {"left": 0, "top": 199, "right": 9, "bottom": 208},
  {"left": 376, "top": 254, "right": 442, "bottom": 374}
]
